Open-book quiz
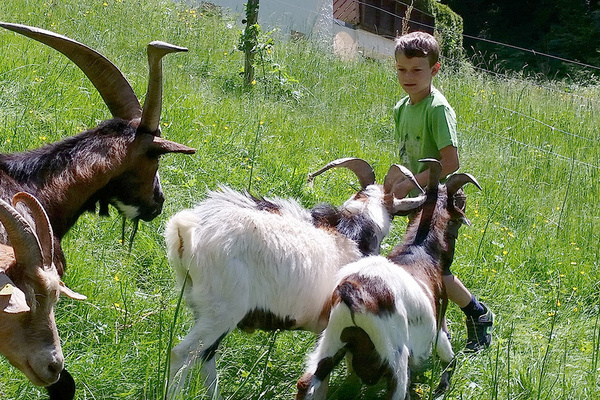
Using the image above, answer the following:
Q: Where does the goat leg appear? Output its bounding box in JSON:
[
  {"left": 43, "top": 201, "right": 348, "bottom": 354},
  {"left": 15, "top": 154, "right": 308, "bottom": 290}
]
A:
[
  {"left": 297, "top": 346, "right": 346, "bottom": 400},
  {"left": 434, "top": 356, "right": 456, "bottom": 395}
]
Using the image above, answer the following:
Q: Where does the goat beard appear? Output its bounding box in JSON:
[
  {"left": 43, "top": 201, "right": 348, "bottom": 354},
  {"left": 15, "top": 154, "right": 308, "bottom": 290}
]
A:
[
  {"left": 95, "top": 199, "right": 140, "bottom": 252},
  {"left": 121, "top": 217, "right": 139, "bottom": 254},
  {"left": 98, "top": 199, "right": 110, "bottom": 217}
]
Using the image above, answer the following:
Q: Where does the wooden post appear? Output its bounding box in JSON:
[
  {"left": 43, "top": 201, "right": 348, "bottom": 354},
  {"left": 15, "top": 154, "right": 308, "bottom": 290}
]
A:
[{"left": 243, "top": 0, "right": 259, "bottom": 86}]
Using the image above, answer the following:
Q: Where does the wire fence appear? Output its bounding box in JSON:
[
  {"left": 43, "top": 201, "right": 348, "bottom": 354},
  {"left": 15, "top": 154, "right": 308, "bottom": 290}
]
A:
[{"left": 225, "top": 0, "right": 600, "bottom": 171}]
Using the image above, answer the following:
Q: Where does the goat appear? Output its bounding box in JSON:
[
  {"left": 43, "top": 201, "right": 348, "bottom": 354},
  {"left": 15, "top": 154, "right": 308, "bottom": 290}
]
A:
[
  {"left": 0, "top": 193, "right": 85, "bottom": 393},
  {"left": 296, "top": 159, "right": 481, "bottom": 400},
  {"left": 164, "top": 158, "right": 425, "bottom": 399},
  {"left": 0, "top": 22, "right": 196, "bottom": 273},
  {"left": 0, "top": 22, "right": 196, "bottom": 398}
]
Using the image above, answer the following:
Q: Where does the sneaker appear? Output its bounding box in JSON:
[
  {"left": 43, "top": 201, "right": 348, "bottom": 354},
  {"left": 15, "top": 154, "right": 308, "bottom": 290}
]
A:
[{"left": 464, "top": 303, "right": 494, "bottom": 352}]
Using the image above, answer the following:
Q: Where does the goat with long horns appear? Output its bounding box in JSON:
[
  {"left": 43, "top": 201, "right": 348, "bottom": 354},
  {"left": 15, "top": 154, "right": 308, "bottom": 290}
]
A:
[{"left": 0, "top": 23, "right": 196, "bottom": 399}]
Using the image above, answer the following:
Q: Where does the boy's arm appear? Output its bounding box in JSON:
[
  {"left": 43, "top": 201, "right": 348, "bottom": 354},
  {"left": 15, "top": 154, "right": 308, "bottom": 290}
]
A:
[
  {"left": 392, "top": 145, "right": 459, "bottom": 198},
  {"left": 437, "top": 144, "right": 460, "bottom": 177}
]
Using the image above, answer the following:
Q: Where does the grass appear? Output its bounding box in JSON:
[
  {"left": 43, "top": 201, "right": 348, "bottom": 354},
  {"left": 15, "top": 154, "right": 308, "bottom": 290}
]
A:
[{"left": 0, "top": 0, "right": 599, "bottom": 399}]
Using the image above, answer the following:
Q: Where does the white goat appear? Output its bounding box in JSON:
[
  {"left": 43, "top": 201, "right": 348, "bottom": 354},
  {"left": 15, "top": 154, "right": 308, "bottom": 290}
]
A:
[
  {"left": 164, "top": 158, "right": 424, "bottom": 399},
  {"left": 0, "top": 192, "right": 85, "bottom": 394},
  {"left": 296, "top": 159, "right": 481, "bottom": 400}
]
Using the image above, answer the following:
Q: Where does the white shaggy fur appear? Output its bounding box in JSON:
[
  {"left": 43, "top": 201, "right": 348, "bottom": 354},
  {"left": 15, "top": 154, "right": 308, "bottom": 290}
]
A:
[{"left": 164, "top": 180, "right": 419, "bottom": 399}]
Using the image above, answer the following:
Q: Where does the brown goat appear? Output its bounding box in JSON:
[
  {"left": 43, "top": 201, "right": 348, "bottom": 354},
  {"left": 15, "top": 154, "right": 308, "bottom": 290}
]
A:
[
  {"left": 0, "top": 22, "right": 196, "bottom": 276},
  {"left": 297, "top": 159, "right": 481, "bottom": 400}
]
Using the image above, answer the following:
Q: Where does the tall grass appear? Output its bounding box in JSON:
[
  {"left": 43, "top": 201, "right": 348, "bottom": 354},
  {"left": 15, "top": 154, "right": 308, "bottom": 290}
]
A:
[{"left": 0, "top": 1, "right": 599, "bottom": 399}]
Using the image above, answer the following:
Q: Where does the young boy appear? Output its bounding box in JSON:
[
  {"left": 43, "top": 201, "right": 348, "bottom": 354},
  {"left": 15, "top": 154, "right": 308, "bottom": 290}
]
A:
[{"left": 391, "top": 31, "right": 494, "bottom": 352}]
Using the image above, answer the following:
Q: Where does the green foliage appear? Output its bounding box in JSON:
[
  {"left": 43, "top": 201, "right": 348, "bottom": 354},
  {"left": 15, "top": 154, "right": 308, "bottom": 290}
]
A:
[
  {"left": 433, "top": 0, "right": 464, "bottom": 61},
  {"left": 237, "top": 3, "right": 300, "bottom": 100},
  {"left": 0, "top": 1, "right": 599, "bottom": 399}
]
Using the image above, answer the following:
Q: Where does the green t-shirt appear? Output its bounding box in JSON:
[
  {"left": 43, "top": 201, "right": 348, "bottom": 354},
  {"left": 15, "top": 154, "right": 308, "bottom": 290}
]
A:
[{"left": 393, "top": 87, "right": 458, "bottom": 173}]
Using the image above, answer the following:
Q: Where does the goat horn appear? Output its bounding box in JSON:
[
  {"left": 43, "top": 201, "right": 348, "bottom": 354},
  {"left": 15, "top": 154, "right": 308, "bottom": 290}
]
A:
[
  {"left": 383, "top": 164, "right": 424, "bottom": 195},
  {"left": 446, "top": 173, "right": 482, "bottom": 195},
  {"left": 391, "top": 194, "right": 427, "bottom": 215},
  {"left": 12, "top": 192, "right": 54, "bottom": 270},
  {"left": 307, "top": 158, "right": 376, "bottom": 189},
  {"left": 0, "top": 198, "right": 43, "bottom": 271},
  {"left": 0, "top": 22, "right": 141, "bottom": 120},
  {"left": 138, "top": 41, "right": 188, "bottom": 136},
  {"left": 419, "top": 158, "right": 442, "bottom": 191}
]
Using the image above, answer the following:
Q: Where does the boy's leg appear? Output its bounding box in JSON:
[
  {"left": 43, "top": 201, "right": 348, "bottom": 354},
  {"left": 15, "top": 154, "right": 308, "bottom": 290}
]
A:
[
  {"left": 444, "top": 191, "right": 494, "bottom": 352},
  {"left": 443, "top": 272, "right": 494, "bottom": 353}
]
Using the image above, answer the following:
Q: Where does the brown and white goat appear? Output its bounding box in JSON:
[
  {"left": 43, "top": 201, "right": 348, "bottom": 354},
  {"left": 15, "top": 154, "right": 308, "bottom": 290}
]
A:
[
  {"left": 296, "top": 159, "right": 481, "bottom": 400},
  {"left": 0, "top": 22, "right": 195, "bottom": 398},
  {"left": 164, "top": 158, "right": 425, "bottom": 399},
  {"left": 0, "top": 193, "right": 85, "bottom": 390}
]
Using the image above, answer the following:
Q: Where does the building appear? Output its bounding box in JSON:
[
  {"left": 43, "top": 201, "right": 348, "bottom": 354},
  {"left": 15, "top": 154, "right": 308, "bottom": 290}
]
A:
[{"left": 197, "top": 0, "right": 434, "bottom": 59}]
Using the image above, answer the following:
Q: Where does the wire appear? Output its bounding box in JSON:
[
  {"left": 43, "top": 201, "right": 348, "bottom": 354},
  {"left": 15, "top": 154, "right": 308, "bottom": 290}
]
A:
[
  {"left": 459, "top": 121, "right": 600, "bottom": 170},
  {"left": 460, "top": 32, "right": 600, "bottom": 72},
  {"left": 491, "top": 104, "right": 595, "bottom": 143},
  {"left": 331, "top": 0, "right": 600, "bottom": 73},
  {"left": 441, "top": 56, "right": 600, "bottom": 105}
]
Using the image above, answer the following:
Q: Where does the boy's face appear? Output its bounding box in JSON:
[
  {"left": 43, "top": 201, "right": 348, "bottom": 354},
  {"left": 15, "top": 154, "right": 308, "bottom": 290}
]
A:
[{"left": 395, "top": 52, "right": 440, "bottom": 104}]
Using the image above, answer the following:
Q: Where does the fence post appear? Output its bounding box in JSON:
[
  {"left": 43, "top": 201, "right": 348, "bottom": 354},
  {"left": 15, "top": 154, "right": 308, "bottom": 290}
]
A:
[{"left": 242, "top": 0, "right": 260, "bottom": 86}]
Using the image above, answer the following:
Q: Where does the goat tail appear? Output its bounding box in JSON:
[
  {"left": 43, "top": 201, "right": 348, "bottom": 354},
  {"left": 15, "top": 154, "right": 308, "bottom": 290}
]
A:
[
  {"left": 333, "top": 273, "right": 395, "bottom": 318},
  {"left": 335, "top": 280, "right": 364, "bottom": 316},
  {"left": 164, "top": 209, "right": 200, "bottom": 286}
]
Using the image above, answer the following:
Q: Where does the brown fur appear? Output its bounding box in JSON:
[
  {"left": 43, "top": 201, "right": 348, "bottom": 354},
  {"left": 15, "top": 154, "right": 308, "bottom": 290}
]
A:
[
  {"left": 387, "top": 184, "right": 451, "bottom": 322},
  {"left": 237, "top": 308, "right": 297, "bottom": 332},
  {"left": 334, "top": 273, "right": 396, "bottom": 317},
  {"left": 340, "top": 326, "right": 392, "bottom": 385},
  {"left": 0, "top": 119, "right": 194, "bottom": 277}
]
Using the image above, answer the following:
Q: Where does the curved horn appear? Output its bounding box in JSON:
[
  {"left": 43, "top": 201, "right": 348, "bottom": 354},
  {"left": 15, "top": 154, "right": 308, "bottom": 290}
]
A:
[
  {"left": 419, "top": 158, "right": 442, "bottom": 190},
  {"left": 12, "top": 192, "right": 54, "bottom": 270},
  {"left": 383, "top": 164, "right": 424, "bottom": 195},
  {"left": 307, "top": 158, "right": 376, "bottom": 189},
  {"left": 0, "top": 22, "right": 141, "bottom": 120},
  {"left": 446, "top": 173, "right": 482, "bottom": 195},
  {"left": 391, "top": 194, "right": 427, "bottom": 215},
  {"left": 0, "top": 198, "right": 43, "bottom": 270},
  {"left": 138, "top": 41, "right": 188, "bottom": 136}
]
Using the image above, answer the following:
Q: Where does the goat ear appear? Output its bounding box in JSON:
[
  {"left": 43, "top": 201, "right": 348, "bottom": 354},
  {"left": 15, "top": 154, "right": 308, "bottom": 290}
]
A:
[
  {"left": 150, "top": 136, "right": 196, "bottom": 155},
  {"left": 390, "top": 194, "right": 427, "bottom": 215},
  {"left": 59, "top": 281, "right": 87, "bottom": 301},
  {"left": 0, "top": 273, "right": 30, "bottom": 314}
]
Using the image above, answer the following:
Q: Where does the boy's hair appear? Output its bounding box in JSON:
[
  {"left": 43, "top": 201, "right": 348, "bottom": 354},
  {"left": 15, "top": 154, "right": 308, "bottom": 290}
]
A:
[{"left": 394, "top": 31, "right": 439, "bottom": 67}]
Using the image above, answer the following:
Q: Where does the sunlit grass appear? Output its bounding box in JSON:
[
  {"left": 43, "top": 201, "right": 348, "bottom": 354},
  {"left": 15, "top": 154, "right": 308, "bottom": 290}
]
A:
[{"left": 0, "top": 0, "right": 599, "bottom": 399}]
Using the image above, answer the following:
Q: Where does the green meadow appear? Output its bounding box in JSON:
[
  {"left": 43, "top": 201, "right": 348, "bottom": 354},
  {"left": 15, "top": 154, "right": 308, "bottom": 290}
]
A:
[{"left": 0, "top": 0, "right": 599, "bottom": 399}]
